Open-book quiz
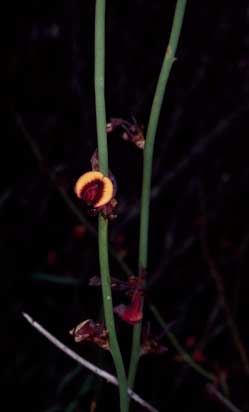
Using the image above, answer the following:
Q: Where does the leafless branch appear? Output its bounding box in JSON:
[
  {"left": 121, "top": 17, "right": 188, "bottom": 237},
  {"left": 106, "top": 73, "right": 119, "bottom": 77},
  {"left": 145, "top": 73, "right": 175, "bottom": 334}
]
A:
[{"left": 207, "top": 384, "right": 243, "bottom": 412}]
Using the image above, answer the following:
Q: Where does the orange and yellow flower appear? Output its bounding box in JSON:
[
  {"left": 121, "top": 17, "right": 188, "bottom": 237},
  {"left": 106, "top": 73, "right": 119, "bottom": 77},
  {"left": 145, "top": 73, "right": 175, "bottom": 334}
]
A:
[{"left": 74, "top": 171, "right": 113, "bottom": 209}]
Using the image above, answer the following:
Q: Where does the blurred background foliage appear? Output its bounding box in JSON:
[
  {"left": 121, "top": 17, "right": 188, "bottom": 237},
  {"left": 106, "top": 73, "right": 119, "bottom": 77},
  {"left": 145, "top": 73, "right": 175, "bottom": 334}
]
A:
[{"left": 3, "top": 0, "right": 249, "bottom": 411}]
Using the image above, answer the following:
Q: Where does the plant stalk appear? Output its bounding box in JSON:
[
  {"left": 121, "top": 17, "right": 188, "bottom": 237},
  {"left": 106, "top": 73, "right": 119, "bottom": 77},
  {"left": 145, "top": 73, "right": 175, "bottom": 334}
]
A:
[
  {"left": 95, "top": 1, "right": 128, "bottom": 411},
  {"left": 128, "top": 0, "right": 187, "bottom": 389}
]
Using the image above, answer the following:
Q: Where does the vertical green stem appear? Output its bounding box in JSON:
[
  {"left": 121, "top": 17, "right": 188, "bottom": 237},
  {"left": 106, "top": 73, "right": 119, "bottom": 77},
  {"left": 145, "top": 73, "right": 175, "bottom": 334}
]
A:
[
  {"left": 95, "top": 1, "right": 128, "bottom": 411},
  {"left": 128, "top": 0, "right": 187, "bottom": 389},
  {"left": 98, "top": 218, "right": 128, "bottom": 412},
  {"left": 95, "top": 0, "right": 108, "bottom": 175}
]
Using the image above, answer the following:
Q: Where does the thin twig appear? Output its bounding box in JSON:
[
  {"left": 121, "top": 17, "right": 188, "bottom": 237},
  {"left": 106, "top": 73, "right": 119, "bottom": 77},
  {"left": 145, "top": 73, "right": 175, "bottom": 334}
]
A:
[
  {"left": 22, "top": 312, "right": 158, "bottom": 412},
  {"left": 206, "top": 385, "right": 243, "bottom": 412}
]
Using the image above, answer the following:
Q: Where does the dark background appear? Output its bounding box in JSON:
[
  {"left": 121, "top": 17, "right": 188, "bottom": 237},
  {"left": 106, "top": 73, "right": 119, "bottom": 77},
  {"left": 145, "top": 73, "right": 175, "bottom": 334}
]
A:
[{"left": 3, "top": 1, "right": 249, "bottom": 411}]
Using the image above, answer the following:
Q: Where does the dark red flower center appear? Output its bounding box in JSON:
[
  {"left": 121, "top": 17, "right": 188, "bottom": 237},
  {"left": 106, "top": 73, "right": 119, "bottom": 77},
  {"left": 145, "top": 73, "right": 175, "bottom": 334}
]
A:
[{"left": 81, "top": 179, "right": 104, "bottom": 206}]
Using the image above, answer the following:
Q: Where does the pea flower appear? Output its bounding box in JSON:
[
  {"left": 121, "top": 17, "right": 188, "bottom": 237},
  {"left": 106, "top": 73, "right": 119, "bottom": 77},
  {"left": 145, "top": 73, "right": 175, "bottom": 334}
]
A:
[{"left": 74, "top": 171, "right": 113, "bottom": 209}]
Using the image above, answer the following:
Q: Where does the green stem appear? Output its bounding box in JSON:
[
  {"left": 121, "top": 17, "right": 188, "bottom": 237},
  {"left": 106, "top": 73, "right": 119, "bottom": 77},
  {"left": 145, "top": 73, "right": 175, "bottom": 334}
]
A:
[
  {"left": 94, "top": 1, "right": 128, "bottom": 412},
  {"left": 128, "top": 0, "right": 187, "bottom": 389},
  {"left": 128, "top": 321, "right": 142, "bottom": 389},
  {"left": 98, "top": 218, "right": 128, "bottom": 412},
  {"left": 95, "top": 0, "right": 108, "bottom": 175}
]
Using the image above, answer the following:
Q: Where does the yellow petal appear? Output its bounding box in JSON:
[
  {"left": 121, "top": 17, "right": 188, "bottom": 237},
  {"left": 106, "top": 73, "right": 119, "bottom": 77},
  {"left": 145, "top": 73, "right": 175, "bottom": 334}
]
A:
[
  {"left": 74, "top": 170, "right": 114, "bottom": 208},
  {"left": 74, "top": 171, "right": 104, "bottom": 199},
  {"left": 94, "top": 176, "right": 113, "bottom": 208}
]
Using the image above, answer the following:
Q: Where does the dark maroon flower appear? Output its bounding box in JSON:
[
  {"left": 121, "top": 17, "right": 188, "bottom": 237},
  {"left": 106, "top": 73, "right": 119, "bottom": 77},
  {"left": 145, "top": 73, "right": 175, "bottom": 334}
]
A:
[{"left": 69, "top": 319, "right": 109, "bottom": 351}]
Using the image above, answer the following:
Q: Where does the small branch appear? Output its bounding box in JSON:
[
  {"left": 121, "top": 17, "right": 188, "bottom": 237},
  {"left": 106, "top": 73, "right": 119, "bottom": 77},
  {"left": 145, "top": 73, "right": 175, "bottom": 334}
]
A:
[
  {"left": 206, "top": 385, "right": 243, "bottom": 412},
  {"left": 22, "top": 312, "right": 158, "bottom": 412}
]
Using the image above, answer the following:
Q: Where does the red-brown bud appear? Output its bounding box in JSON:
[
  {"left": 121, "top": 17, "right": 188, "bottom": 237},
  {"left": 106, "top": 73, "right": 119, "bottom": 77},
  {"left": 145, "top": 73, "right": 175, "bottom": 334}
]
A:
[
  {"left": 114, "top": 290, "right": 143, "bottom": 325},
  {"left": 69, "top": 319, "right": 109, "bottom": 351}
]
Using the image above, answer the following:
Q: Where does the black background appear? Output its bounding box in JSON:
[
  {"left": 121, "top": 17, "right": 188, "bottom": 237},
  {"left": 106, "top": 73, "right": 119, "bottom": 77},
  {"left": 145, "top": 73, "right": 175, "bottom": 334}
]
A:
[{"left": 3, "top": 1, "right": 249, "bottom": 411}]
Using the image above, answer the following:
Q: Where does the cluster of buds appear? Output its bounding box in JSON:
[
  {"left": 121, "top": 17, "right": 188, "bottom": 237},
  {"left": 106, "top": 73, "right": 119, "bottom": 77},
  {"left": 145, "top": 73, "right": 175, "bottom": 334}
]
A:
[{"left": 106, "top": 117, "right": 145, "bottom": 149}]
